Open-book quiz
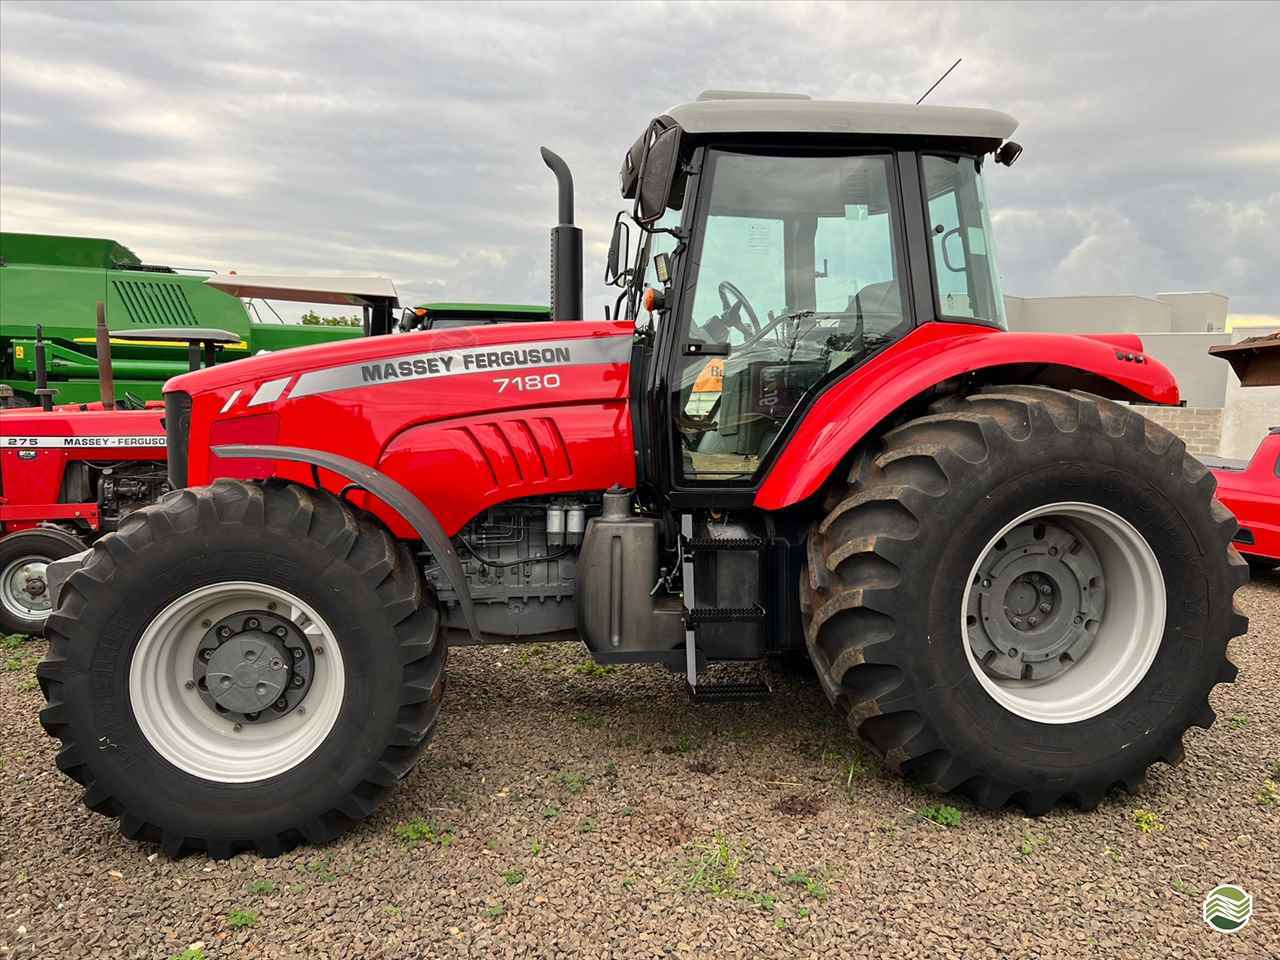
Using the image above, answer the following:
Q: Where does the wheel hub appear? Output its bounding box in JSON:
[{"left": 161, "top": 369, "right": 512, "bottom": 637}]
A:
[
  {"left": 2, "top": 557, "right": 53, "bottom": 617},
  {"left": 192, "top": 611, "right": 314, "bottom": 722},
  {"left": 966, "top": 520, "right": 1106, "bottom": 681}
]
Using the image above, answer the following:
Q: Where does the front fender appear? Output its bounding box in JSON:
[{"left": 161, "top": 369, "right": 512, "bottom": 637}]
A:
[{"left": 755, "top": 322, "right": 1180, "bottom": 510}]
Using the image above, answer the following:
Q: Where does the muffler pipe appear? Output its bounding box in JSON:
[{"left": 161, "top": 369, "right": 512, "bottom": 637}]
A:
[
  {"left": 94, "top": 300, "right": 115, "bottom": 411},
  {"left": 540, "top": 147, "right": 583, "bottom": 322}
]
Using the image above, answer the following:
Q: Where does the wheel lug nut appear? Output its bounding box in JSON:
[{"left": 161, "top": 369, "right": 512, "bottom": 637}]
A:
[
  {"left": 293, "top": 675, "right": 304, "bottom": 687},
  {"left": 1008, "top": 648, "right": 1019, "bottom": 658},
  {"left": 291, "top": 648, "right": 303, "bottom": 660},
  {"left": 1038, "top": 584, "right": 1051, "bottom": 595},
  {"left": 246, "top": 618, "right": 259, "bottom": 630},
  {"left": 1074, "top": 615, "right": 1084, "bottom": 625},
  {"left": 275, "top": 698, "right": 288, "bottom": 710},
  {"left": 1039, "top": 601, "right": 1051, "bottom": 613},
  {"left": 1027, "top": 616, "right": 1038, "bottom": 627},
  {"left": 981, "top": 579, "right": 992, "bottom": 589},
  {"left": 1048, "top": 547, "right": 1059, "bottom": 557},
  {"left": 200, "top": 649, "right": 213, "bottom": 661},
  {"left": 217, "top": 626, "right": 232, "bottom": 639},
  {"left": 274, "top": 626, "right": 287, "bottom": 637}
]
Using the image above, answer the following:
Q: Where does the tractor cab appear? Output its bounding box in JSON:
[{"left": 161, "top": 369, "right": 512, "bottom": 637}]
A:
[{"left": 605, "top": 92, "right": 1020, "bottom": 506}]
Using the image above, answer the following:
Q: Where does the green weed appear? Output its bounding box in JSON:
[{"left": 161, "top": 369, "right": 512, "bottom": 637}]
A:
[
  {"left": 920, "top": 804, "right": 962, "bottom": 828},
  {"left": 542, "top": 803, "right": 560, "bottom": 819},
  {"left": 483, "top": 903, "right": 505, "bottom": 918},
  {"left": 577, "top": 816, "right": 597, "bottom": 834},
  {"left": 784, "top": 871, "right": 829, "bottom": 902},
  {"left": 1019, "top": 833, "right": 1046, "bottom": 857},
  {"left": 227, "top": 909, "right": 258, "bottom": 929},
  {"left": 167, "top": 949, "right": 206, "bottom": 960},
  {"left": 246, "top": 879, "right": 276, "bottom": 895},
  {"left": 1257, "top": 779, "right": 1280, "bottom": 807},
  {"left": 502, "top": 867, "right": 526, "bottom": 886},
  {"left": 1133, "top": 808, "right": 1164, "bottom": 833},
  {"left": 573, "top": 661, "right": 615, "bottom": 678},
  {"left": 556, "top": 770, "right": 586, "bottom": 794},
  {"left": 394, "top": 817, "right": 454, "bottom": 848},
  {"left": 682, "top": 836, "right": 741, "bottom": 896}
]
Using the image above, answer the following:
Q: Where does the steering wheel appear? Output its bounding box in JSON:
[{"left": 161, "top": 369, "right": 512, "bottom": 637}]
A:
[{"left": 717, "top": 280, "right": 761, "bottom": 337}]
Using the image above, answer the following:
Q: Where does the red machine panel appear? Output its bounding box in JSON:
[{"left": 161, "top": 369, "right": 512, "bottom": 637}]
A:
[
  {"left": 0, "top": 407, "right": 165, "bottom": 532},
  {"left": 174, "top": 321, "right": 636, "bottom": 536},
  {"left": 1210, "top": 431, "right": 1280, "bottom": 562},
  {"left": 755, "top": 323, "right": 1181, "bottom": 510}
]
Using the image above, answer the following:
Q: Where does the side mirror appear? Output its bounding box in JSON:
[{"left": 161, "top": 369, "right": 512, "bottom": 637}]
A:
[
  {"left": 604, "top": 213, "right": 631, "bottom": 287},
  {"left": 995, "top": 140, "right": 1023, "bottom": 167},
  {"left": 636, "top": 124, "right": 681, "bottom": 224}
]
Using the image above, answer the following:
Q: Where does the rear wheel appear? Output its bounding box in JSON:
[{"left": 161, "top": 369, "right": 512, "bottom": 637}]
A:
[
  {"left": 38, "top": 479, "right": 445, "bottom": 858},
  {"left": 802, "top": 386, "right": 1248, "bottom": 813},
  {"left": 0, "top": 527, "right": 86, "bottom": 635}
]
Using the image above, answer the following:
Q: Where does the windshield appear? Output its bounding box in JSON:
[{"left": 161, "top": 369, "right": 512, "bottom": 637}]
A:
[
  {"left": 672, "top": 150, "right": 911, "bottom": 482},
  {"left": 921, "top": 154, "right": 1006, "bottom": 327}
]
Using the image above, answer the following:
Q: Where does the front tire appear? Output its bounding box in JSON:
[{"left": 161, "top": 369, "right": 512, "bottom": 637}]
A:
[
  {"left": 0, "top": 526, "right": 86, "bottom": 635},
  {"left": 802, "top": 386, "right": 1248, "bottom": 813},
  {"left": 38, "top": 480, "right": 445, "bottom": 858}
]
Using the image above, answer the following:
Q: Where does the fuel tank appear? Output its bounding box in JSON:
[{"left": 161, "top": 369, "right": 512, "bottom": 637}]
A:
[{"left": 167, "top": 321, "right": 637, "bottom": 536}]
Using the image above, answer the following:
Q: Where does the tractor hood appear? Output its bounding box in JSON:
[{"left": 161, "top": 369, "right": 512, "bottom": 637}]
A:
[{"left": 165, "top": 320, "right": 632, "bottom": 402}]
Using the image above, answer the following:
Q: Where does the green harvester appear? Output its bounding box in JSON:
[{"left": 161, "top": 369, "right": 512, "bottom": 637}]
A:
[{"left": 0, "top": 232, "right": 372, "bottom": 405}]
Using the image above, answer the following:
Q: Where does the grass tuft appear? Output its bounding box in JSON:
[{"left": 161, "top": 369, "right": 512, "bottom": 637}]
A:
[{"left": 920, "top": 804, "right": 962, "bottom": 827}]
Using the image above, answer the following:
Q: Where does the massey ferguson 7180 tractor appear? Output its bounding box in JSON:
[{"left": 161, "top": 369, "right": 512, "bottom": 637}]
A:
[{"left": 38, "top": 93, "right": 1248, "bottom": 859}]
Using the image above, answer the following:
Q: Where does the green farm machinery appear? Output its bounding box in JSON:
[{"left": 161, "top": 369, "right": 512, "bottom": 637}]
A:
[{"left": 0, "top": 233, "right": 377, "bottom": 406}]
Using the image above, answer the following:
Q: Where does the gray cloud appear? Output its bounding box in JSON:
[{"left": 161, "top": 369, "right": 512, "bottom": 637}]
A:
[{"left": 2, "top": 0, "right": 1277, "bottom": 316}]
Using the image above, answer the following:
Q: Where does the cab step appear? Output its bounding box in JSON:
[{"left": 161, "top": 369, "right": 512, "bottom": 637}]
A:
[
  {"left": 683, "top": 536, "right": 766, "bottom": 551},
  {"left": 685, "top": 662, "right": 773, "bottom": 703},
  {"left": 685, "top": 604, "right": 766, "bottom": 625}
]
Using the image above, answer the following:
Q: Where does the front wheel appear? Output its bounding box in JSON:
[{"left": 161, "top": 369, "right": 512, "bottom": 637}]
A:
[
  {"left": 802, "top": 386, "right": 1248, "bottom": 813},
  {"left": 38, "top": 480, "right": 445, "bottom": 858},
  {"left": 0, "top": 526, "right": 86, "bottom": 635}
]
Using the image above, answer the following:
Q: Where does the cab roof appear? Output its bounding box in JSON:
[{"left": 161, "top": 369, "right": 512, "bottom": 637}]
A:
[{"left": 665, "top": 90, "right": 1018, "bottom": 141}]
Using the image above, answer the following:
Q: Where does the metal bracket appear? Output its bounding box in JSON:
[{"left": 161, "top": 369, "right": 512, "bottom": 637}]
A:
[
  {"left": 212, "top": 444, "right": 480, "bottom": 643},
  {"left": 680, "top": 513, "right": 697, "bottom": 687}
]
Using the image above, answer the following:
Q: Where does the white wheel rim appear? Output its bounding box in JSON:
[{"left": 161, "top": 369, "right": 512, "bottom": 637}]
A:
[
  {"left": 129, "top": 581, "right": 345, "bottom": 783},
  {"left": 1, "top": 555, "right": 52, "bottom": 621},
  {"left": 960, "top": 502, "right": 1165, "bottom": 724}
]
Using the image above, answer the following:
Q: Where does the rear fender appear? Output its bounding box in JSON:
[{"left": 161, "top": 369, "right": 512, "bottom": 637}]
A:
[{"left": 755, "top": 323, "right": 1180, "bottom": 510}]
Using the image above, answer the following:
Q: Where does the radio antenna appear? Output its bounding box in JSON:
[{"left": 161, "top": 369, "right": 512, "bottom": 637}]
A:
[{"left": 916, "top": 57, "right": 962, "bottom": 105}]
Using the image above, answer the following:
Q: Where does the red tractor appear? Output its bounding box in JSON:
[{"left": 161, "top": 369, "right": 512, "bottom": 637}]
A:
[{"left": 38, "top": 93, "right": 1247, "bottom": 859}]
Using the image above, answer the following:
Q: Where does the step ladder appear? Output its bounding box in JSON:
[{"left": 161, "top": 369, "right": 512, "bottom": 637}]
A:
[{"left": 680, "top": 514, "right": 773, "bottom": 703}]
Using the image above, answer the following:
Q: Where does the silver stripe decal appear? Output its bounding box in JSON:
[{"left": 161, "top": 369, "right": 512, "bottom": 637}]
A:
[
  {"left": 288, "top": 335, "right": 632, "bottom": 401},
  {"left": 220, "top": 388, "right": 242, "bottom": 413},
  {"left": 249, "top": 377, "right": 291, "bottom": 406},
  {"left": 1, "top": 435, "right": 167, "bottom": 449}
]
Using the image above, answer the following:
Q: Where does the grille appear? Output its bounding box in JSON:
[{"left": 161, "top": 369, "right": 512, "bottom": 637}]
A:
[
  {"left": 164, "top": 390, "right": 192, "bottom": 488},
  {"left": 112, "top": 278, "right": 198, "bottom": 326}
]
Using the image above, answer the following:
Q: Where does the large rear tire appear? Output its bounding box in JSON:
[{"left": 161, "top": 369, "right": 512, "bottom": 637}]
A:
[
  {"left": 801, "top": 386, "right": 1248, "bottom": 813},
  {"left": 38, "top": 479, "right": 445, "bottom": 858}
]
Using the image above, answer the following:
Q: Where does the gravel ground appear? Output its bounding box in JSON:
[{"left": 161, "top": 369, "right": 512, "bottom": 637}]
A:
[{"left": 0, "top": 572, "right": 1276, "bottom": 960}]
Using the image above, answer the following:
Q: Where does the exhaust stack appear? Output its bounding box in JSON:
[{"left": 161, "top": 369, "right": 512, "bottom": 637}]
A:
[{"left": 540, "top": 147, "right": 583, "bottom": 322}]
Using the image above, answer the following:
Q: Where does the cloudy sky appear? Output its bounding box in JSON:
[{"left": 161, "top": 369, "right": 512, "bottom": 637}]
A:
[{"left": 2, "top": 1, "right": 1277, "bottom": 320}]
